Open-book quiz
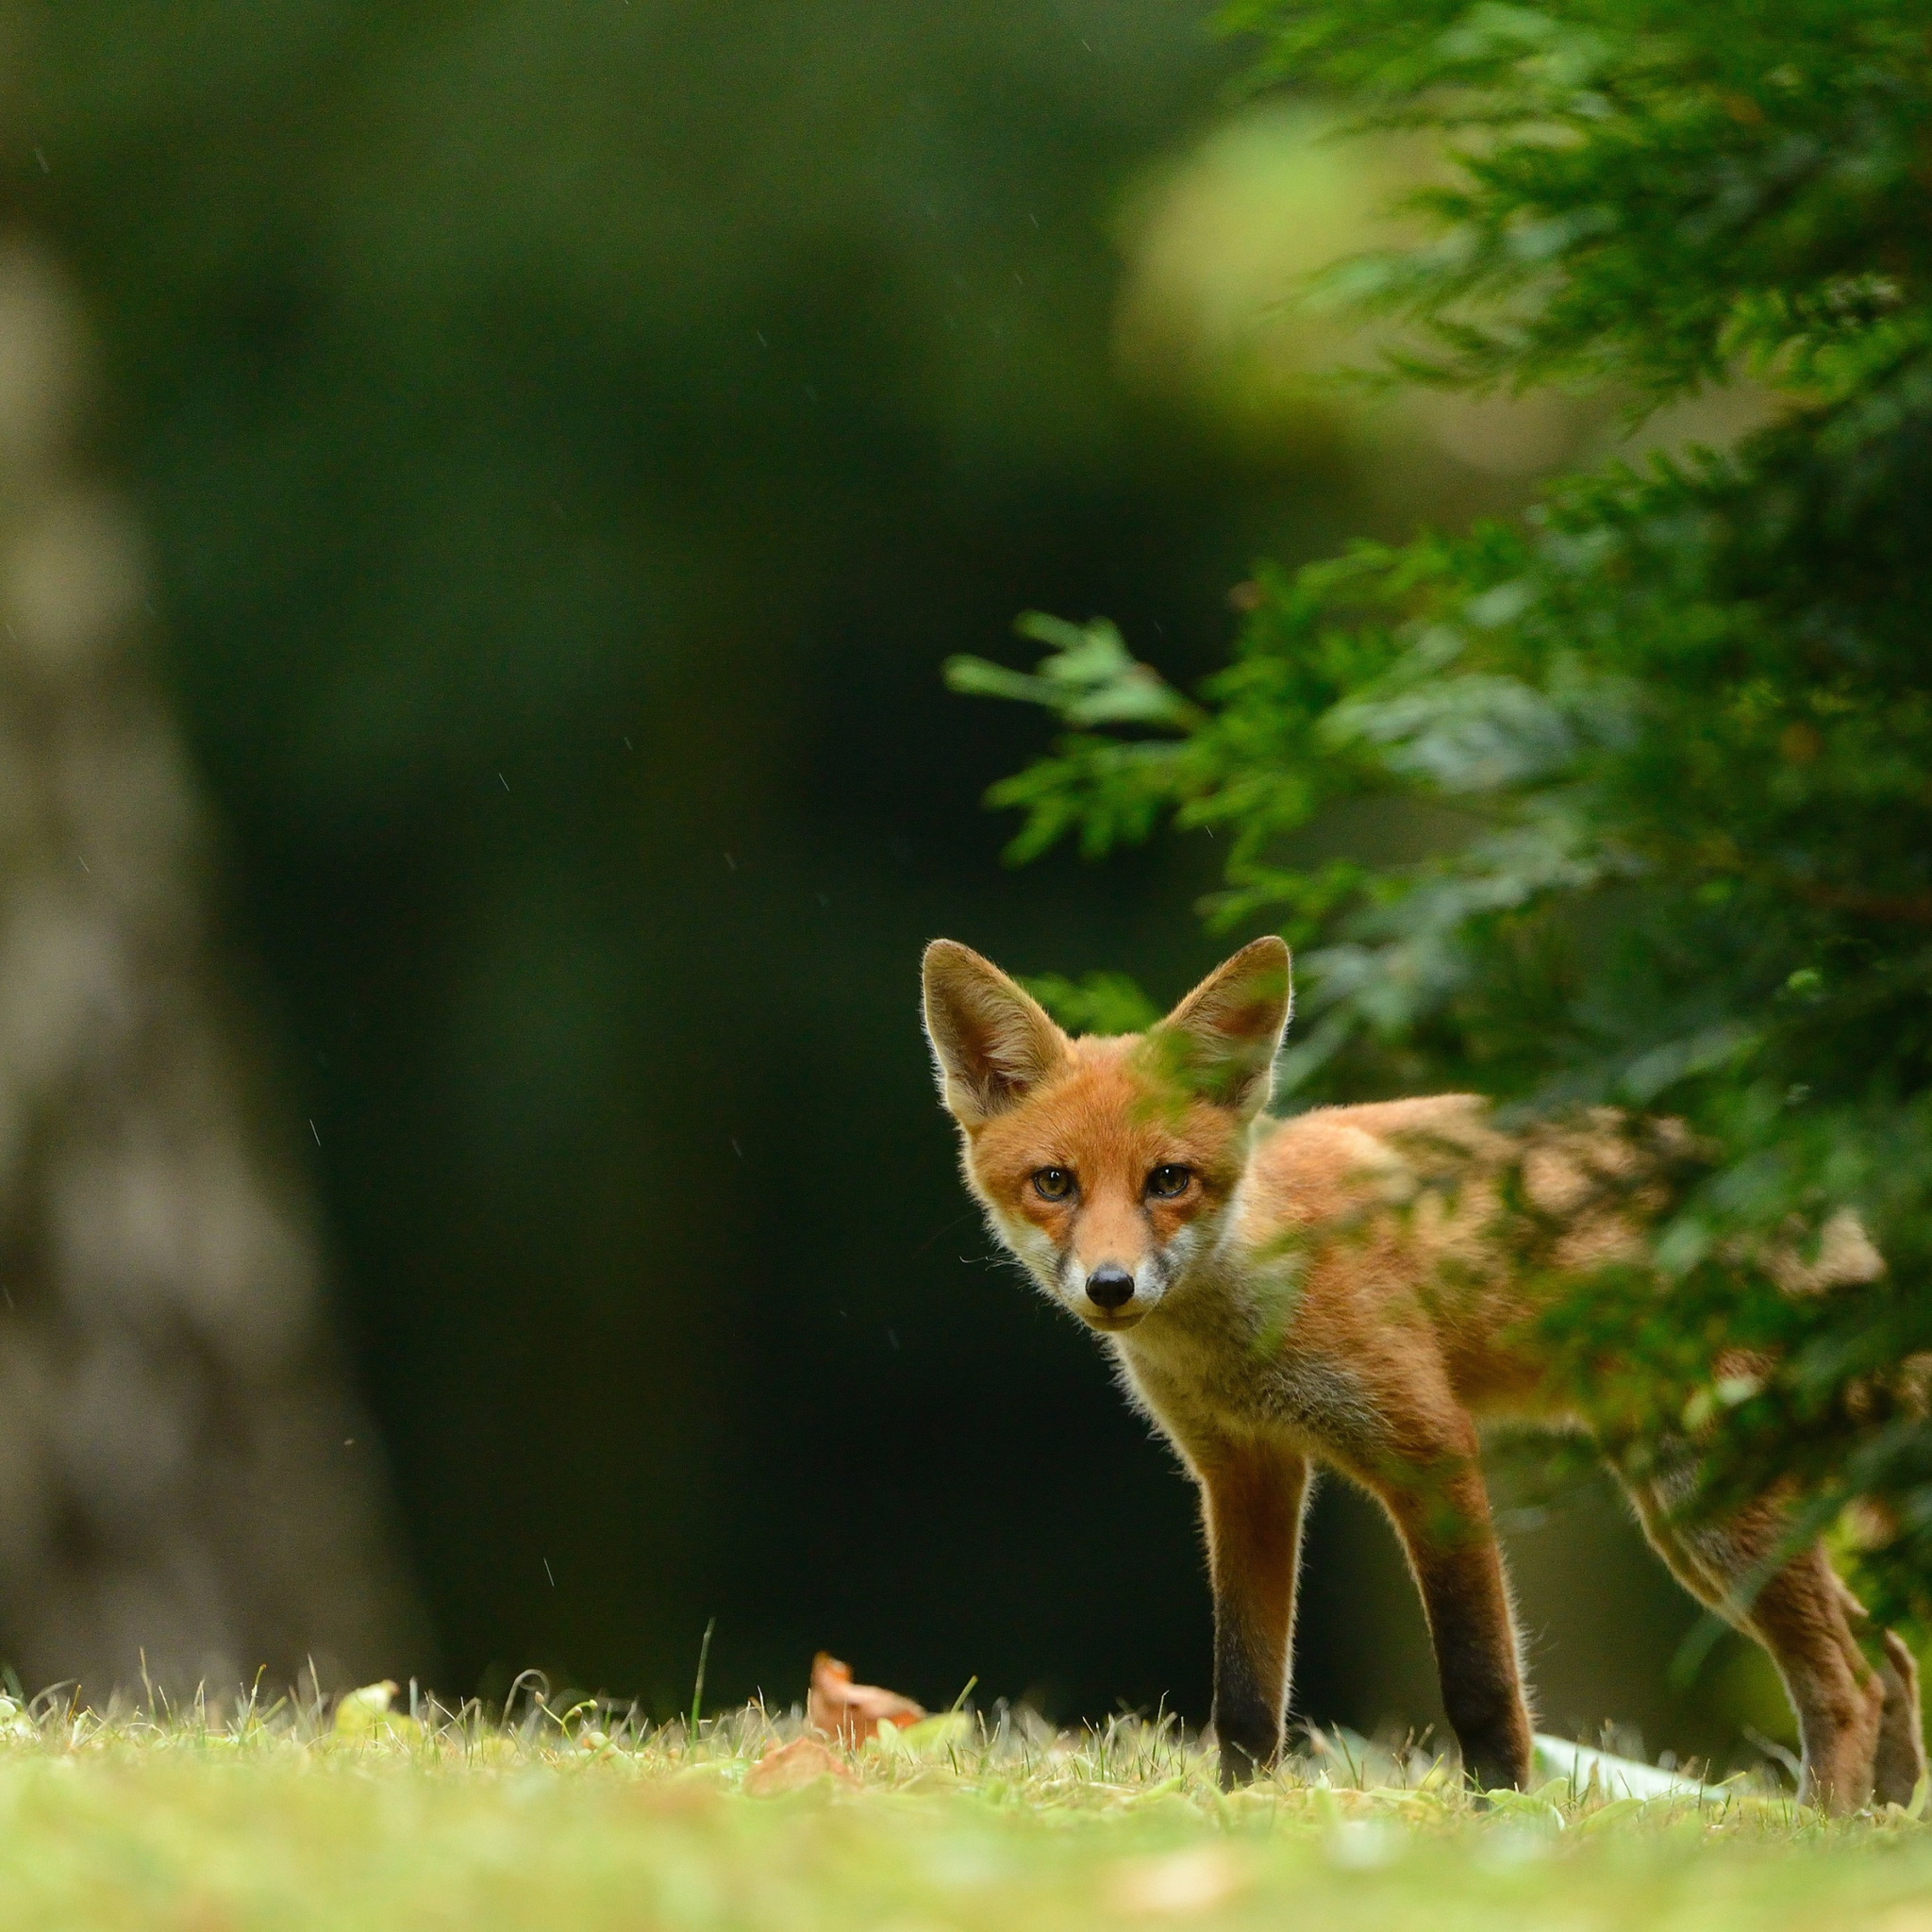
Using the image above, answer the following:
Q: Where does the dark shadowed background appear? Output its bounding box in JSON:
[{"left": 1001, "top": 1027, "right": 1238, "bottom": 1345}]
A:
[{"left": 0, "top": 0, "right": 1779, "bottom": 1762}]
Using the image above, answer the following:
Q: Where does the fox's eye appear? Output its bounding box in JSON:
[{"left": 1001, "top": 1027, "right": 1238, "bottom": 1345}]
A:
[
  {"left": 1146, "top": 1163, "right": 1192, "bottom": 1200},
  {"left": 1032, "top": 1167, "right": 1074, "bottom": 1203}
]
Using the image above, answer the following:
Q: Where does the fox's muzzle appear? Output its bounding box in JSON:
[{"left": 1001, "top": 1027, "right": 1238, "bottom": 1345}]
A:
[{"left": 1085, "top": 1265, "right": 1136, "bottom": 1311}]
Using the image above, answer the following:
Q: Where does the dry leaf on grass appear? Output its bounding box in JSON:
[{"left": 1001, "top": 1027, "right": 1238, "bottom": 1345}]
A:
[
  {"left": 744, "top": 1735, "right": 858, "bottom": 1796},
  {"left": 807, "top": 1652, "right": 924, "bottom": 1744}
]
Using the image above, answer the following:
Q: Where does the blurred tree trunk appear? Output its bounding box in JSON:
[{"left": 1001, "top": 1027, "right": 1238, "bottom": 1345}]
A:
[{"left": 0, "top": 236, "right": 423, "bottom": 1701}]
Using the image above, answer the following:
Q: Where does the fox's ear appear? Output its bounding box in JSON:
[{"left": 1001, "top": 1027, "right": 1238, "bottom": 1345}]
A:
[
  {"left": 922, "top": 941, "right": 1070, "bottom": 1128},
  {"left": 1147, "top": 936, "right": 1291, "bottom": 1119}
]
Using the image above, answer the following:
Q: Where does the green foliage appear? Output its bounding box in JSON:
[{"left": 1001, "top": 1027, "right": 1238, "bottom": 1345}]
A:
[
  {"left": 1222, "top": 0, "right": 1932, "bottom": 406},
  {"left": 1022, "top": 968, "right": 1165, "bottom": 1037},
  {"left": 958, "top": 0, "right": 1932, "bottom": 1626},
  {"left": 947, "top": 615, "right": 1208, "bottom": 862}
]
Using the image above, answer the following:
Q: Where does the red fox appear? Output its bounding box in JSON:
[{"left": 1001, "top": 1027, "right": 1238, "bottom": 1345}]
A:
[{"left": 922, "top": 933, "right": 1925, "bottom": 1810}]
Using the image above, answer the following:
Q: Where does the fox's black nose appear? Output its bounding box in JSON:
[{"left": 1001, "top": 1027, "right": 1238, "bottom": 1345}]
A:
[{"left": 1086, "top": 1266, "right": 1136, "bottom": 1310}]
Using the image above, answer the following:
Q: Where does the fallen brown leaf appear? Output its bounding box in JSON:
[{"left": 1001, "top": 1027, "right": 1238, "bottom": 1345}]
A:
[
  {"left": 744, "top": 1734, "right": 858, "bottom": 1796},
  {"left": 807, "top": 1652, "right": 925, "bottom": 1744}
]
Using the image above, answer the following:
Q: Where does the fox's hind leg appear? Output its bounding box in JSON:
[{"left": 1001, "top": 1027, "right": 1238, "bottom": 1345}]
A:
[
  {"left": 1199, "top": 1441, "right": 1311, "bottom": 1788},
  {"left": 1624, "top": 1476, "right": 1887, "bottom": 1812},
  {"left": 1735, "top": 1542, "right": 1884, "bottom": 1813},
  {"left": 1849, "top": 1589, "right": 1925, "bottom": 1807},
  {"left": 1874, "top": 1630, "right": 1926, "bottom": 1805}
]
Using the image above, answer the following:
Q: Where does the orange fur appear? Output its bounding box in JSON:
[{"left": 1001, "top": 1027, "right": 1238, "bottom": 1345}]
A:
[{"left": 921, "top": 937, "right": 1925, "bottom": 1811}]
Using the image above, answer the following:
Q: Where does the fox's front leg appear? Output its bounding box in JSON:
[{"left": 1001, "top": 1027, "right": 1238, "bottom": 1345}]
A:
[
  {"left": 1376, "top": 1441, "right": 1533, "bottom": 1792},
  {"left": 1200, "top": 1441, "right": 1311, "bottom": 1788}
]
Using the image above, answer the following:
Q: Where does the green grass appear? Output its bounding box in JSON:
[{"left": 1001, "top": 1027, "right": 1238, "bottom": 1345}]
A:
[{"left": 2, "top": 1689, "right": 1930, "bottom": 1930}]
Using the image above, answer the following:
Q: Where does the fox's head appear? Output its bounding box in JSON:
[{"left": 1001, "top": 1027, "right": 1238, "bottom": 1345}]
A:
[{"left": 922, "top": 937, "right": 1291, "bottom": 1333}]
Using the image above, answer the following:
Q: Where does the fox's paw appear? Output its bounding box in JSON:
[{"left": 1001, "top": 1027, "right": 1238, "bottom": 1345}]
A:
[
  {"left": 1456, "top": 1725, "right": 1532, "bottom": 1798},
  {"left": 1208, "top": 1716, "right": 1279, "bottom": 1791}
]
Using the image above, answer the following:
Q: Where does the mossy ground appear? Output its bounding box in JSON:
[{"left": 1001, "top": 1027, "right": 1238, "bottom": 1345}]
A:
[{"left": 2, "top": 1690, "right": 1929, "bottom": 1930}]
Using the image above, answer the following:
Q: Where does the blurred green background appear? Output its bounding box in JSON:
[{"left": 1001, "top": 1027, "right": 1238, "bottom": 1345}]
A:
[{"left": 14, "top": 0, "right": 1777, "bottom": 1762}]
